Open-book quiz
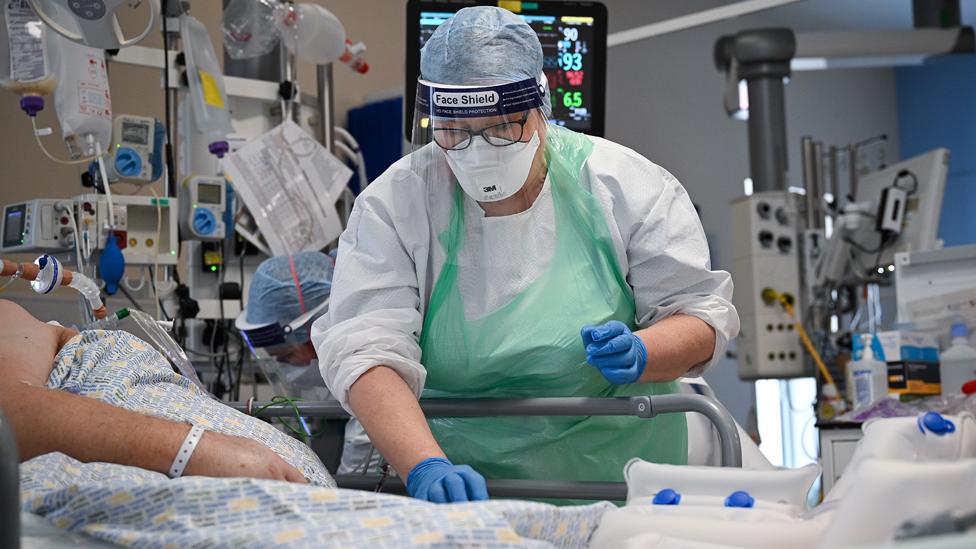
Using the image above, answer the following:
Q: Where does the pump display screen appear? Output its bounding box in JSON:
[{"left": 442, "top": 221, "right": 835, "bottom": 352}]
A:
[
  {"left": 406, "top": 1, "right": 606, "bottom": 137},
  {"left": 3, "top": 205, "right": 25, "bottom": 248},
  {"left": 197, "top": 183, "right": 222, "bottom": 205},
  {"left": 121, "top": 120, "right": 150, "bottom": 145}
]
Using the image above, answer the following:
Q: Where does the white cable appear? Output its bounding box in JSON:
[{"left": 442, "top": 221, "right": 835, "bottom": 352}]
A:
[
  {"left": 93, "top": 139, "right": 116, "bottom": 229},
  {"left": 30, "top": 117, "right": 98, "bottom": 165},
  {"left": 147, "top": 186, "right": 164, "bottom": 320},
  {"left": 123, "top": 271, "right": 147, "bottom": 292},
  {"left": 60, "top": 202, "right": 86, "bottom": 275},
  {"left": 333, "top": 141, "right": 357, "bottom": 163},
  {"left": 333, "top": 126, "right": 359, "bottom": 150}
]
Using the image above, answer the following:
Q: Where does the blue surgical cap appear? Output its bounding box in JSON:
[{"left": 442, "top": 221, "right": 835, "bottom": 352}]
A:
[
  {"left": 245, "top": 251, "right": 335, "bottom": 344},
  {"left": 421, "top": 6, "right": 543, "bottom": 87}
]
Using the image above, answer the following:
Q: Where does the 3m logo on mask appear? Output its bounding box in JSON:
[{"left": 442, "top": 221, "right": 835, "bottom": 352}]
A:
[
  {"left": 482, "top": 185, "right": 497, "bottom": 193},
  {"left": 433, "top": 91, "right": 499, "bottom": 107}
]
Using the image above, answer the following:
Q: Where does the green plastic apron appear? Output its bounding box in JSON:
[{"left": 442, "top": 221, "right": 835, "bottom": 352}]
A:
[{"left": 419, "top": 126, "right": 687, "bottom": 484}]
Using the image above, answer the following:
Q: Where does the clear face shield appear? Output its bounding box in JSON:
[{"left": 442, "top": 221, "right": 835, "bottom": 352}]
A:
[
  {"left": 235, "top": 295, "right": 332, "bottom": 400},
  {"left": 409, "top": 75, "right": 552, "bottom": 203}
]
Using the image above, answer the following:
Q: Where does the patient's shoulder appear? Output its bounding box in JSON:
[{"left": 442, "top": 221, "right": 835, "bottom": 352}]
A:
[{"left": 0, "top": 299, "right": 64, "bottom": 385}]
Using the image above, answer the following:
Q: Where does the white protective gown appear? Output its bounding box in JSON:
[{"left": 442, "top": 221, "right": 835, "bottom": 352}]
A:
[{"left": 312, "top": 135, "right": 739, "bottom": 411}]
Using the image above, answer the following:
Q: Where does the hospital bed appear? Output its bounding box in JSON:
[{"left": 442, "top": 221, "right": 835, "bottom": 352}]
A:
[
  {"left": 1, "top": 393, "right": 742, "bottom": 548},
  {"left": 231, "top": 394, "right": 744, "bottom": 500}
]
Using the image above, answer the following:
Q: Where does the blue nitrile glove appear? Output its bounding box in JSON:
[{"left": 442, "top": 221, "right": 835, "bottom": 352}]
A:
[
  {"left": 406, "top": 457, "right": 489, "bottom": 503},
  {"left": 581, "top": 320, "right": 648, "bottom": 384}
]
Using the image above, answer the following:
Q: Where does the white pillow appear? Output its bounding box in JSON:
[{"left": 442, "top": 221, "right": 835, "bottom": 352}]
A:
[{"left": 624, "top": 458, "right": 821, "bottom": 511}]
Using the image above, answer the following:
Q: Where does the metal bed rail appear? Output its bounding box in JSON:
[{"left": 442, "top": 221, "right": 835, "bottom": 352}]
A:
[{"left": 231, "top": 394, "right": 743, "bottom": 500}]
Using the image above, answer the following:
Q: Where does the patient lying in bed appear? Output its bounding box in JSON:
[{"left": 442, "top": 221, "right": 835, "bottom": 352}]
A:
[{"left": 0, "top": 299, "right": 333, "bottom": 486}]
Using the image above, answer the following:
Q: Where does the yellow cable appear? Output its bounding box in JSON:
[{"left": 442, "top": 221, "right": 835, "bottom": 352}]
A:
[{"left": 764, "top": 288, "right": 837, "bottom": 387}]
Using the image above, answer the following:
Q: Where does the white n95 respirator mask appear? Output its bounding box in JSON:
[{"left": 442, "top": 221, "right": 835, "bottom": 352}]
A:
[{"left": 444, "top": 130, "right": 540, "bottom": 202}]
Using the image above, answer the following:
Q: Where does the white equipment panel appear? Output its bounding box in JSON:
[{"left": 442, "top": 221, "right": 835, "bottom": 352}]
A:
[
  {"left": 1, "top": 199, "right": 73, "bottom": 253},
  {"left": 730, "top": 191, "right": 807, "bottom": 379},
  {"left": 74, "top": 194, "right": 178, "bottom": 265},
  {"left": 853, "top": 148, "right": 949, "bottom": 268},
  {"left": 895, "top": 244, "right": 976, "bottom": 333}
]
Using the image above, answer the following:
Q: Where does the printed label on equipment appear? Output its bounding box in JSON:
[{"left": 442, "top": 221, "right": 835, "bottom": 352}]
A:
[
  {"left": 5, "top": 3, "right": 48, "bottom": 82},
  {"left": 77, "top": 82, "right": 111, "bottom": 118}
]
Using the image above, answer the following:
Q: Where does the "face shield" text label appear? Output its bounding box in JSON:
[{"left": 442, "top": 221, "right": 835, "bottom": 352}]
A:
[{"left": 433, "top": 91, "right": 499, "bottom": 108}]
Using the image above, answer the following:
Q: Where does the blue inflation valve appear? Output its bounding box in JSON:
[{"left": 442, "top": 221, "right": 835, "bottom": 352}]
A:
[
  {"left": 725, "top": 491, "right": 755, "bottom": 508},
  {"left": 918, "top": 412, "right": 955, "bottom": 436},
  {"left": 652, "top": 488, "right": 681, "bottom": 505}
]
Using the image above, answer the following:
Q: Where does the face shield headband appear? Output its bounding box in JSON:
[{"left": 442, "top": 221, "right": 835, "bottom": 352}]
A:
[
  {"left": 236, "top": 255, "right": 329, "bottom": 353},
  {"left": 415, "top": 75, "right": 545, "bottom": 122}
]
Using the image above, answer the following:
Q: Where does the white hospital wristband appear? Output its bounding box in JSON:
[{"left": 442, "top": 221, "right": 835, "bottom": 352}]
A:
[{"left": 169, "top": 425, "right": 205, "bottom": 479}]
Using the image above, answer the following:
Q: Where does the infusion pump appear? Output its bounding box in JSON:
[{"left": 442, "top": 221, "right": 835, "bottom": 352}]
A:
[{"left": 179, "top": 176, "right": 227, "bottom": 241}]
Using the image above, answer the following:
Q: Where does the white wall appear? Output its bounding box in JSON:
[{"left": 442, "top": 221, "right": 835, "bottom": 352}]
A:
[{"left": 601, "top": 0, "right": 904, "bottom": 424}]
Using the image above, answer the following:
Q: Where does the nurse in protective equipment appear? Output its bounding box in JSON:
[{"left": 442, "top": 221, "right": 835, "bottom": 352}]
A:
[
  {"left": 312, "top": 6, "right": 739, "bottom": 503},
  {"left": 236, "top": 252, "right": 378, "bottom": 475}
]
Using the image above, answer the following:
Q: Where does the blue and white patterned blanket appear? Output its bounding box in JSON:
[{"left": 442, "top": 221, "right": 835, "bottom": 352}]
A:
[
  {"left": 19, "top": 330, "right": 612, "bottom": 547},
  {"left": 21, "top": 454, "right": 611, "bottom": 547}
]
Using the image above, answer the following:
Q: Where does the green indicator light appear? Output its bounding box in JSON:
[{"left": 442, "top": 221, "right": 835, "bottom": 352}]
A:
[
  {"left": 210, "top": 266, "right": 217, "bottom": 272},
  {"left": 170, "top": 250, "right": 176, "bottom": 255},
  {"left": 542, "top": 25, "right": 552, "bottom": 30}
]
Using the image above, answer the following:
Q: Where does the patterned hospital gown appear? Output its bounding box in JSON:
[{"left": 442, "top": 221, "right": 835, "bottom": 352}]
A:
[
  {"left": 18, "top": 329, "right": 613, "bottom": 547},
  {"left": 45, "top": 329, "right": 335, "bottom": 487}
]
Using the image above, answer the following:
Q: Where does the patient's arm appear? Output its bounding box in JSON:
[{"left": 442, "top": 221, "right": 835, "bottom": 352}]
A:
[
  {"left": 0, "top": 299, "right": 305, "bottom": 482},
  {"left": 1, "top": 382, "right": 305, "bottom": 482}
]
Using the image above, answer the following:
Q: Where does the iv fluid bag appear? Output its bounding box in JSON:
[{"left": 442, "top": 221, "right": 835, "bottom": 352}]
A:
[
  {"left": 181, "top": 15, "right": 233, "bottom": 149},
  {"left": 222, "top": 0, "right": 279, "bottom": 60},
  {"left": 49, "top": 30, "right": 111, "bottom": 158},
  {"left": 1, "top": 2, "right": 56, "bottom": 96},
  {"left": 275, "top": 3, "right": 346, "bottom": 65}
]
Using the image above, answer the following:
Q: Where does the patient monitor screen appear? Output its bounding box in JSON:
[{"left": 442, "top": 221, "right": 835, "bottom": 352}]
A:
[
  {"left": 406, "top": 1, "right": 607, "bottom": 136},
  {"left": 3, "top": 205, "right": 25, "bottom": 248}
]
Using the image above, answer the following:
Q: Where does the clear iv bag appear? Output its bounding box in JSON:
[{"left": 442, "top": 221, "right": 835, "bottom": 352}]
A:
[
  {"left": 222, "top": 0, "right": 280, "bottom": 60},
  {"left": 274, "top": 2, "right": 346, "bottom": 65},
  {"left": 48, "top": 30, "right": 112, "bottom": 158},
  {"left": 181, "top": 14, "right": 233, "bottom": 156},
  {"left": 1, "top": 2, "right": 57, "bottom": 97}
]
